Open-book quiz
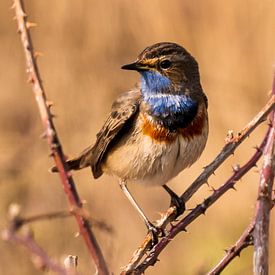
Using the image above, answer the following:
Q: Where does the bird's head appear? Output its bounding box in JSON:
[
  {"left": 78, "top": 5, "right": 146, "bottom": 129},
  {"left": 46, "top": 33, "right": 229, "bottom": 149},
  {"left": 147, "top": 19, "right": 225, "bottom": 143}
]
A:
[{"left": 121, "top": 42, "right": 201, "bottom": 95}]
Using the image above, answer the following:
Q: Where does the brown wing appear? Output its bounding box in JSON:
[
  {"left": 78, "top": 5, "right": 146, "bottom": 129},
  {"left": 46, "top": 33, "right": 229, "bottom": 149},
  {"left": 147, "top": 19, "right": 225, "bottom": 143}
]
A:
[{"left": 62, "top": 89, "right": 141, "bottom": 178}]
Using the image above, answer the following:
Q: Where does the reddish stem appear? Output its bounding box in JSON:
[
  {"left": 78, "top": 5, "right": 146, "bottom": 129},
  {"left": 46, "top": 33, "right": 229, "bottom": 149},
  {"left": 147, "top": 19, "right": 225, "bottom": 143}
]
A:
[{"left": 12, "top": 1, "right": 109, "bottom": 274}]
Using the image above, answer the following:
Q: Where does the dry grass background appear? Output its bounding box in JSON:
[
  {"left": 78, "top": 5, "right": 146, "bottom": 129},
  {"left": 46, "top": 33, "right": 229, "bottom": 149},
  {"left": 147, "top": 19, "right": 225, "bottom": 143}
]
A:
[{"left": 0, "top": 0, "right": 275, "bottom": 274}]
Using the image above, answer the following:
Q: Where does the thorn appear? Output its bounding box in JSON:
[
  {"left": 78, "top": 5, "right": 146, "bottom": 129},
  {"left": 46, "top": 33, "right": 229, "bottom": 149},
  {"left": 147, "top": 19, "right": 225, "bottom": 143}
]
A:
[
  {"left": 26, "top": 21, "right": 37, "bottom": 29},
  {"left": 27, "top": 75, "right": 35, "bottom": 84},
  {"left": 169, "top": 222, "right": 176, "bottom": 230},
  {"left": 224, "top": 246, "right": 234, "bottom": 253},
  {"left": 212, "top": 171, "right": 216, "bottom": 176},
  {"left": 20, "top": 11, "right": 27, "bottom": 18},
  {"left": 51, "top": 113, "right": 57, "bottom": 118},
  {"left": 200, "top": 202, "right": 207, "bottom": 214},
  {"left": 74, "top": 232, "right": 80, "bottom": 238},
  {"left": 231, "top": 185, "right": 237, "bottom": 191},
  {"left": 209, "top": 185, "right": 216, "bottom": 192},
  {"left": 34, "top": 51, "right": 43, "bottom": 59},
  {"left": 40, "top": 131, "right": 47, "bottom": 139},
  {"left": 46, "top": 100, "right": 54, "bottom": 108}
]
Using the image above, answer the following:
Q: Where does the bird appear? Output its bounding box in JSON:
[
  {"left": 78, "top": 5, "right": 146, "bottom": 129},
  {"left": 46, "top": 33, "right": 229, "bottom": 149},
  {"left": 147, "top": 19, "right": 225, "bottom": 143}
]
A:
[{"left": 51, "top": 42, "right": 208, "bottom": 244}]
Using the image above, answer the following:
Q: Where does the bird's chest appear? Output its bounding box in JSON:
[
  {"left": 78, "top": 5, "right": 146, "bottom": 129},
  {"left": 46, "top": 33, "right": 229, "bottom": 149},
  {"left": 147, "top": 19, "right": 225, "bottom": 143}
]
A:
[
  {"left": 129, "top": 111, "right": 208, "bottom": 185},
  {"left": 103, "top": 105, "right": 208, "bottom": 186},
  {"left": 142, "top": 94, "right": 198, "bottom": 131}
]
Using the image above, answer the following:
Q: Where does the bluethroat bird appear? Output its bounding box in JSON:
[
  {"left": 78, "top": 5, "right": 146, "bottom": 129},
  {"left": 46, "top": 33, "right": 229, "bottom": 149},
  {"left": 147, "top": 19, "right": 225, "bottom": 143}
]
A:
[{"left": 51, "top": 42, "right": 208, "bottom": 244}]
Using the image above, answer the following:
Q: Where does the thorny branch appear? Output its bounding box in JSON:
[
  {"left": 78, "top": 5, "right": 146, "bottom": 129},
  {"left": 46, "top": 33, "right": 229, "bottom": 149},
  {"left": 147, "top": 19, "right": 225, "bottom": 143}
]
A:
[
  {"left": 253, "top": 76, "right": 275, "bottom": 275},
  {"left": 122, "top": 94, "right": 275, "bottom": 274},
  {"left": 131, "top": 125, "right": 272, "bottom": 274},
  {"left": 208, "top": 198, "right": 275, "bottom": 275},
  {"left": 208, "top": 85, "right": 275, "bottom": 275},
  {"left": 207, "top": 220, "right": 255, "bottom": 275},
  {"left": 5, "top": 207, "right": 113, "bottom": 234},
  {"left": 11, "top": 1, "right": 109, "bottom": 274}
]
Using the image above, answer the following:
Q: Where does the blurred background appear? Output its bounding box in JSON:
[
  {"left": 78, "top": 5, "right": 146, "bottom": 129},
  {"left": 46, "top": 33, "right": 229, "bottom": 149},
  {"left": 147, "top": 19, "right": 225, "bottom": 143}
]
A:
[{"left": 0, "top": 0, "right": 274, "bottom": 274}]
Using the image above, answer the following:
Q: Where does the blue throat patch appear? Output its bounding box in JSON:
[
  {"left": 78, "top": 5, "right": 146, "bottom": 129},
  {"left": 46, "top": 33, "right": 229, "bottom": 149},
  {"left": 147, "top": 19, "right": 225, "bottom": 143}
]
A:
[{"left": 141, "top": 71, "right": 198, "bottom": 131}]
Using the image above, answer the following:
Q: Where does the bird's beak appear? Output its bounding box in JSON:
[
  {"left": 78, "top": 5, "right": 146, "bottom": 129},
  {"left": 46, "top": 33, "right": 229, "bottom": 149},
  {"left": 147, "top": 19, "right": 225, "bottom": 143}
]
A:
[{"left": 121, "top": 61, "right": 149, "bottom": 71}]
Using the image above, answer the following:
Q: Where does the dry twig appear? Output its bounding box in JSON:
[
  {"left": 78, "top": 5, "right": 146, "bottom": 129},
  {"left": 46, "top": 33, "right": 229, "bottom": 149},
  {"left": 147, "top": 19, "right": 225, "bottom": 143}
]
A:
[{"left": 11, "top": 1, "right": 109, "bottom": 274}]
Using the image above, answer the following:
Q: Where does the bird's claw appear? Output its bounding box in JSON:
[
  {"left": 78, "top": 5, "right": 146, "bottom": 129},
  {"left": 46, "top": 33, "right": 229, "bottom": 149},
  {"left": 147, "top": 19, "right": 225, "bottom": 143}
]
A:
[
  {"left": 146, "top": 222, "right": 164, "bottom": 248},
  {"left": 170, "top": 195, "right": 185, "bottom": 218}
]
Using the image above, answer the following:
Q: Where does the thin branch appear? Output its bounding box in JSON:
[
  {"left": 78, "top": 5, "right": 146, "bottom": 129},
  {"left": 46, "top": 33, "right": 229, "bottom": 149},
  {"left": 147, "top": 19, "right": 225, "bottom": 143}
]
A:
[
  {"left": 12, "top": 1, "right": 109, "bottom": 274},
  {"left": 122, "top": 95, "right": 275, "bottom": 273},
  {"left": 18, "top": 210, "right": 72, "bottom": 225},
  {"left": 2, "top": 228, "right": 68, "bottom": 275},
  {"left": 207, "top": 220, "right": 255, "bottom": 274},
  {"left": 181, "top": 96, "right": 273, "bottom": 202},
  {"left": 208, "top": 196, "right": 275, "bottom": 274},
  {"left": 13, "top": 209, "right": 113, "bottom": 234},
  {"left": 209, "top": 108, "right": 274, "bottom": 275},
  {"left": 253, "top": 76, "right": 275, "bottom": 275}
]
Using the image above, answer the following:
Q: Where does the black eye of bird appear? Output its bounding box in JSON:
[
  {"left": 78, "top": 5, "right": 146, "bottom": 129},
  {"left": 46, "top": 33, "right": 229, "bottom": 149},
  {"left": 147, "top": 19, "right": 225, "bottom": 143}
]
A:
[{"left": 159, "top": 59, "right": 172, "bottom": 69}]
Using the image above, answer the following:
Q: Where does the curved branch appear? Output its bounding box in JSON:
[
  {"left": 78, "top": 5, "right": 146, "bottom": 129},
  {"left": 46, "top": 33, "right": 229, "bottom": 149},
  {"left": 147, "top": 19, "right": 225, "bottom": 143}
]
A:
[{"left": 12, "top": 1, "right": 109, "bottom": 274}]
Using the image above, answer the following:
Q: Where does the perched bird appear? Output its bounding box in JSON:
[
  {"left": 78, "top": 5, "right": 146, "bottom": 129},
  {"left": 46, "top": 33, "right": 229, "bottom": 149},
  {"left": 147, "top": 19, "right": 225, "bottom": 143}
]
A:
[{"left": 52, "top": 42, "right": 208, "bottom": 243}]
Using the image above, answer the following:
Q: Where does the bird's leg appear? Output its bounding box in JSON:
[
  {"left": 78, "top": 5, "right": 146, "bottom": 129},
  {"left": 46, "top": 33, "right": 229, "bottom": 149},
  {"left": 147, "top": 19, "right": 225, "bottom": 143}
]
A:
[
  {"left": 163, "top": 184, "right": 185, "bottom": 217},
  {"left": 119, "top": 180, "right": 160, "bottom": 246}
]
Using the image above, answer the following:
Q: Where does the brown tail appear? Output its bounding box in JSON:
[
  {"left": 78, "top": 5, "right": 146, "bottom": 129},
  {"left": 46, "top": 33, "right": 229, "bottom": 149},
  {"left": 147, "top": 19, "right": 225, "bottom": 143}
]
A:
[
  {"left": 50, "top": 145, "right": 94, "bottom": 173},
  {"left": 50, "top": 157, "right": 83, "bottom": 173}
]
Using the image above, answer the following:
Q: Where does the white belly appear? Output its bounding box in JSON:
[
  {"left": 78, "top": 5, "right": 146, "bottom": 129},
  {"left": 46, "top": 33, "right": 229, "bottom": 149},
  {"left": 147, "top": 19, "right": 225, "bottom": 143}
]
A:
[{"left": 103, "top": 119, "right": 208, "bottom": 186}]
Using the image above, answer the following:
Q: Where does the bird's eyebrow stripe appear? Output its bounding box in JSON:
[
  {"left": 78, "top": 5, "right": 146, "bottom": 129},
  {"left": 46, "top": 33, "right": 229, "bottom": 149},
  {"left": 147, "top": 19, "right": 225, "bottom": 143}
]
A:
[{"left": 142, "top": 58, "right": 159, "bottom": 67}]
